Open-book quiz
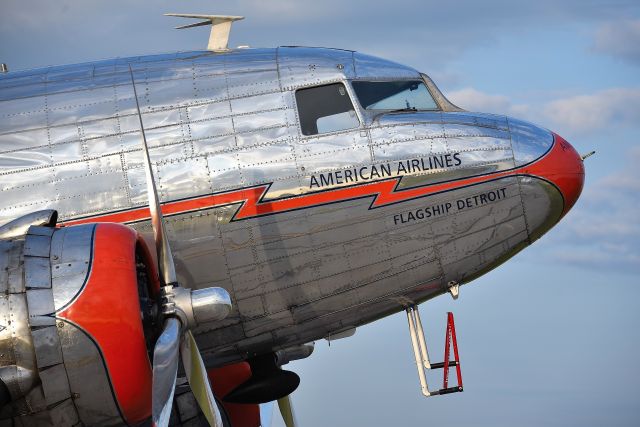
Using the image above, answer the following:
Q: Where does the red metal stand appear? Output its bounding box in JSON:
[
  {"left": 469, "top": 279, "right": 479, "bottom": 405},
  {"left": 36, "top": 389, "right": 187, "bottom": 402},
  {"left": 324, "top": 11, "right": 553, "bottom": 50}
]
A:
[
  {"left": 441, "top": 312, "right": 463, "bottom": 393},
  {"left": 406, "top": 307, "right": 464, "bottom": 397}
]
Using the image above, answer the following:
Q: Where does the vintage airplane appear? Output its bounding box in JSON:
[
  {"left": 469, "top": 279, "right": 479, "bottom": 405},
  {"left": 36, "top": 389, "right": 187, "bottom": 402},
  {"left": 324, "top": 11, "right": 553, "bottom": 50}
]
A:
[{"left": 0, "top": 14, "right": 586, "bottom": 427}]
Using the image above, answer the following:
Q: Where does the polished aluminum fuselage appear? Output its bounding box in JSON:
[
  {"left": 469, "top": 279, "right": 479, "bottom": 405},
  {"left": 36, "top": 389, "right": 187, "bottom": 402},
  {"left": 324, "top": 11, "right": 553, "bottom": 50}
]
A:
[{"left": 0, "top": 47, "right": 561, "bottom": 365}]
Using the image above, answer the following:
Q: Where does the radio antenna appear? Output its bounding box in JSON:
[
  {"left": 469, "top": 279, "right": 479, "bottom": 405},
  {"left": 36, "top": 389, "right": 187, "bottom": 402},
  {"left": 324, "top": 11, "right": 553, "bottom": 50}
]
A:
[{"left": 165, "top": 14, "right": 244, "bottom": 52}]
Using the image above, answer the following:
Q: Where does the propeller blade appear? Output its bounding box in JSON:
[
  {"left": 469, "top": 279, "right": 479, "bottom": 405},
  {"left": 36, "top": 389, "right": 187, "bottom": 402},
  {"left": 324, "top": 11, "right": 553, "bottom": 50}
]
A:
[
  {"left": 129, "top": 65, "right": 177, "bottom": 286},
  {"left": 180, "top": 329, "right": 223, "bottom": 427},
  {"left": 277, "top": 394, "right": 297, "bottom": 427},
  {"left": 152, "top": 318, "right": 181, "bottom": 427}
]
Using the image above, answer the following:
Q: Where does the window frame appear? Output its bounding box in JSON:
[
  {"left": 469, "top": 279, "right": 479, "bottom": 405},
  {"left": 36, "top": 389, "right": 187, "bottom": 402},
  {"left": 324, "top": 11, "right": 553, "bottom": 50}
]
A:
[
  {"left": 349, "top": 78, "right": 442, "bottom": 113},
  {"left": 293, "top": 80, "right": 363, "bottom": 139}
]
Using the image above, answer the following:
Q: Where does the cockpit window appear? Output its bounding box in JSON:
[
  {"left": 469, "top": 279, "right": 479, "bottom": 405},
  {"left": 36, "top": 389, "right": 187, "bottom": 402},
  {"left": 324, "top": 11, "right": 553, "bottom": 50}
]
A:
[
  {"left": 295, "top": 83, "right": 360, "bottom": 136},
  {"left": 352, "top": 80, "right": 438, "bottom": 111}
]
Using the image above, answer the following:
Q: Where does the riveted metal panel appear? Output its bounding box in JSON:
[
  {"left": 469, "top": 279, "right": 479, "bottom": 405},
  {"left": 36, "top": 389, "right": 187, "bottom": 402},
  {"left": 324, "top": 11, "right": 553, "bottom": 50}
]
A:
[
  {"left": 0, "top": 297, "right": 13, "bottom": 364},
  {"left": 50, "top": 225, "right": 94, "bottom": 311},
  {"left": 139, "top": 108, "right": 183, "bottom": 131},
  {"left": 81, "top": 116, "right": 124, "bottom": 143},
  {"left": 371, "top": 123, "right": 445, "bottom": 145},
  {"left": 227, "top": 69, "right": 280, "bottom": 98},
  {"left": 31, "top": 326, "right": 63, "bottom": 368},
  {"left": 236, "top": 295, "right": 265, "bottom": 319},
  {"left": 0, "top": 243, "right": 10, "bottom": 293},
  {"left": 27, "top": 226, "right": 55, "bottom": 237},
  {"left": 51, "top": 224, "right": 94, "bottom": 263},
  {"left": 56, "top": 320, "right": 123, "bottom": 425},
  {"left": 230, "top": 92, "right": 287, "bottom": 115},
  {"left": 0, "top": 149, "right": 51, "bottom": 174},
  {"left": 6, "top": 294, "right": 37, "bottom": 387},
  {"left": 157, "top": 157, "right": 213, "bottom": 201},
  {"left": 445, "top": 135, "right": 512, "bottom": 152},
  {"left": 206, "top": 153, "right": 242, "bottom": 191},
  {"left": 278, "top": 47, "right": 354, "bottom": 89},
  {"left": 233, "top": 109, "right": 289, "bottom": 134},
  {"left": 234, "top": 125, "right": 295, "bottom": 149},
  {"left": 22, "top": 384, "right": 48, "bottom": 414},
  {"left": 353, "top": 52, "right": 420, "bottom": 79},
  {"left": 55, "top": 172, "right": 129, "bottom": 219},
  {"left": 445, "top": 112, "right": 510, "bottom": 131},
  {"left": 0, "top": 96, "right": 48, "bottom": 134},
  {"left": 48, "top": 398, "right": 80, "bottom": 426},
  {"left": 243, "top": 311, "right": 295, "bottom": 339},
  {"left": 24, "top": 257, "right": 51, "bottom": 289},
  {"left": 0, "top": 127, "right": 48, "bottom": 152},
  {"left": 51, "top": 261, "right": 90, "bottom": 281},
  {"left": 39, "top": 364, "right": 71, "bottom": 405},
  {"left": 26, "top": 289, "right": 55, "bottom": 326},
  {"left": 187, "top": 100, "right": 232, "bottom": 122},
  {"left": 519, "top": 176, "right": 564, "bottom": 241},
  {"left": 189, "top": 116, "right": 234, "bottom": 142},
  {"left": 443, "top": 121, "right": 510, "bottom": 139},
  {"left": 3, "top": 240, "right": 24, "bottom": 294}
]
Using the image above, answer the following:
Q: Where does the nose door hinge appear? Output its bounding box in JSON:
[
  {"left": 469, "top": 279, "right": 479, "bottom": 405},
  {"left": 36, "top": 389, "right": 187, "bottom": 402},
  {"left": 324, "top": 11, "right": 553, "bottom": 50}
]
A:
[{"left": 406, "top": 306, "right": 463, "bottom": 397}]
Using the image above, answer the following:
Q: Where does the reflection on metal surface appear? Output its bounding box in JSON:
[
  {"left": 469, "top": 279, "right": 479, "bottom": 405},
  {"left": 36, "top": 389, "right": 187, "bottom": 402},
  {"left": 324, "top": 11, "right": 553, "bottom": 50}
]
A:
[
  {"left": 509, "top": 117, "right": 554, "bottom": 166},
  {"left": 0, "top": 210, "right": 57, "bottom": 239},
  {"left": 152, "top": 318, "right": 180, "bottom": 427}
]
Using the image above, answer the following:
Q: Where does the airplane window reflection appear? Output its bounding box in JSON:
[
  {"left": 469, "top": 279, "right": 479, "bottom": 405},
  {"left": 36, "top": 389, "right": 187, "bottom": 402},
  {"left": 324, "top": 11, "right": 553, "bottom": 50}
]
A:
[
  {"left": 295, "top": 83, "right": 360, "bottom": 136},
  {"left": 352, "top": 80, "right": 438, "bottom": 111}
]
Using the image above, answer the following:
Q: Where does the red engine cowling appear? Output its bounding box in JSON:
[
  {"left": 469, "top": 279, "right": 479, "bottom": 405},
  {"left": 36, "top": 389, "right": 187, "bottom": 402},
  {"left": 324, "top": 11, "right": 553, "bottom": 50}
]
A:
[
  {"left": 56, "top": 223, "right": 158, "bottom": 424},
  {"left": 0, "top": 222, "right": 159, "bottom": 426}
]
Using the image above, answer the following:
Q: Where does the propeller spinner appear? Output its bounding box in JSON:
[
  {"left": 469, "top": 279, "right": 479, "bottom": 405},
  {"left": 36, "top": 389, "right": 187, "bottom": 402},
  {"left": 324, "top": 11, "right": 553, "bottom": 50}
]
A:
[{"left": 129, "top": 66, "right": 232, "bottom": 427}]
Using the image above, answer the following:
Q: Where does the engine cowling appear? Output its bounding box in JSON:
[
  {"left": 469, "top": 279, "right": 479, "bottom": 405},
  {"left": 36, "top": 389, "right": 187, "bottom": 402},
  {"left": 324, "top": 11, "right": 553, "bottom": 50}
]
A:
[{"left": 0, "top": 221, "right": 158, "bottom": 426}]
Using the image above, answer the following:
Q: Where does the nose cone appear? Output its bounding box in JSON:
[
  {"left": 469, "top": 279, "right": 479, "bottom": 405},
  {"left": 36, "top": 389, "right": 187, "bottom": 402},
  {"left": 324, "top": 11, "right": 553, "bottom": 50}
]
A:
[
  {"left": 546, "top": 133, "right": 585, "bottom": 215},
  {"left": 516, "top": 131, "right": 585, "bottom": 219},
  {"left": 509, "top": 118, "right": 585, "bottom": 217}
]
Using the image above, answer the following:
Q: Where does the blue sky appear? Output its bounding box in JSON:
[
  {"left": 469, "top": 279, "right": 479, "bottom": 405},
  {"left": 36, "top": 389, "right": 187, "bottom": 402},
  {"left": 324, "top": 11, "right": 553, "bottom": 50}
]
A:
[{"left": 1, "top": 1, "right": 639, "bottom": 426}]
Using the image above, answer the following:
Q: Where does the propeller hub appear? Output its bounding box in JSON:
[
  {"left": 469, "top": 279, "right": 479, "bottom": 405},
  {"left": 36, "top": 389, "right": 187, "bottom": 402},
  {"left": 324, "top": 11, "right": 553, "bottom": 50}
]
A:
[
  {"left": 166, "top": 286, "right": 232, "bottom": 329},
  {"left": 192, "top": 287, "right": 233, "bottom": 324}
]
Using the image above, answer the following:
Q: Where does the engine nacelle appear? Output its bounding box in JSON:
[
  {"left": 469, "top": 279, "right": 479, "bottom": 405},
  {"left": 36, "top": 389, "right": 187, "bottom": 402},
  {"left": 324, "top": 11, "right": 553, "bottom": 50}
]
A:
[{"left": 0, "top": 220, "right": 158, "bottom": 426}]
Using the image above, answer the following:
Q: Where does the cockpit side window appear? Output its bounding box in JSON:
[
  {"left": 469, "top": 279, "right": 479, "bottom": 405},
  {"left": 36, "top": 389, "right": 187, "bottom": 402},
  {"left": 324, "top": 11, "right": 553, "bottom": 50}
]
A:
[
  {"left": 352, "top": 80, "right": 438, "bottom": 111},
  {"left": 295, "top": 83, "right": 360, "bottom": 136}
]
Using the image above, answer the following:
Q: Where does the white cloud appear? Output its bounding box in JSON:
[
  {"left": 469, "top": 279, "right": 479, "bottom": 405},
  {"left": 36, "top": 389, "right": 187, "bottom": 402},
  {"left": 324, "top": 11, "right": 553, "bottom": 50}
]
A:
[
  {"left": 447, "top": 87, "right": 640, "bottom": 134},
  {"left": 592, "top": 20, "right": 640, "bottom": 64},
  {"left": 542, "top": 88, "right": 640, "bottom": 133},
  {"left": 448, "top": 88, "right": 511, "bottom": 113},
  {"left": 447, "top": 88, "right": 531, "bottom": 117}
]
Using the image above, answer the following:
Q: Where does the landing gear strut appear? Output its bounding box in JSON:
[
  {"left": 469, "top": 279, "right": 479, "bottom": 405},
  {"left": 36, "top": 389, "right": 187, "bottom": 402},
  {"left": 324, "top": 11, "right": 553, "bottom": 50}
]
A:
[{"left": 406, "top": 306, "right": 463, "bottom": 397}]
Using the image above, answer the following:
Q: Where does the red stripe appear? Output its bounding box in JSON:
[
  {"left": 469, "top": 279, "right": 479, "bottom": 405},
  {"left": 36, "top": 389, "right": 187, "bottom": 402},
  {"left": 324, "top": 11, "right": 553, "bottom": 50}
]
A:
[{"left": 63, "top": 142, "right": 565, "bottom": 226}]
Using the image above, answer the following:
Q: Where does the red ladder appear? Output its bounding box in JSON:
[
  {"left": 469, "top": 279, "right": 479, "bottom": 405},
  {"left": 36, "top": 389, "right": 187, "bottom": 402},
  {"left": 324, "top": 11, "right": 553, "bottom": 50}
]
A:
[{"left": 406, "top": 308, "right": 463, "bottom": 397}]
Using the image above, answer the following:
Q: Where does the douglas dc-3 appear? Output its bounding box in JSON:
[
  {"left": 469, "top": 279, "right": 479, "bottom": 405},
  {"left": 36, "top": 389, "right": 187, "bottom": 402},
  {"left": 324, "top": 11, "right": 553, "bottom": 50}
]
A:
[{"left": 0, "top": 14, "right": 586, "bottom": 427}]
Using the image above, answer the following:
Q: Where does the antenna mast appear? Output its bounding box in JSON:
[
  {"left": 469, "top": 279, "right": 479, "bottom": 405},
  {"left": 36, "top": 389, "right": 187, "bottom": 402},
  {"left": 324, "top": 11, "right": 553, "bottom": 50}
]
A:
[{"left": 165, "top": 14, "right": 245, "bottom": 52}]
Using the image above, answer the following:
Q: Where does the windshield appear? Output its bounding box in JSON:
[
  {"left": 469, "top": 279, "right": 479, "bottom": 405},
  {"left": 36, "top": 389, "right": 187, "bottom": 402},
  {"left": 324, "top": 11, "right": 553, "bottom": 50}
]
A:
[{"left": 352, "top": 80, "right": 438, "bottom": 111}]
